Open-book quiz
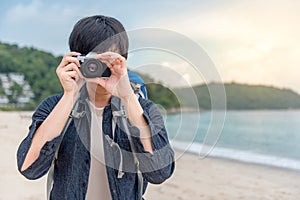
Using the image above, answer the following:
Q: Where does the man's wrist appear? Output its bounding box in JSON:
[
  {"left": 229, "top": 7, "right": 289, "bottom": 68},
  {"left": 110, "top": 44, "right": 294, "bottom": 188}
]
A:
[
  {"left": 120, "top": 91, "right": 135, "bottom": 103},
  {"left": 63, "top": 91, "right": 78, "bottom": 106}
]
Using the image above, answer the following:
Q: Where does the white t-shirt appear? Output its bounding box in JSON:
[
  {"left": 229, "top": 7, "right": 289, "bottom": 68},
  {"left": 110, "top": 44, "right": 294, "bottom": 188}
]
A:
[{"left": 86, "top": 100, "right": 112, "bottom": 200}]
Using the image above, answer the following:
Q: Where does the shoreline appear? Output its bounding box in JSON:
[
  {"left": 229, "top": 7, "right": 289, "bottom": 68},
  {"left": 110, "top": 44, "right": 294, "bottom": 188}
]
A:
[
  {"left": 178, "top": 149, "right": 300, "bottom": 175},
  {"left": 164, "top": 108, "right": 300, "bottom": 115},
  {"left": 145, "top": 150, "right": 300, "bottom": 200},
  {"left": 171, "top": 140, "right": 300, "bottom": 174},
  {"left": 203, "top": 152, "right": 300, "bottom": 175}
]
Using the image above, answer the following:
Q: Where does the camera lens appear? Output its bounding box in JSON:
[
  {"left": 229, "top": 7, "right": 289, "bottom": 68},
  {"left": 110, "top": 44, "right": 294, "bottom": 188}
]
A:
[
  {"left": 87, "top": 63, "right": 98, "bottom": 72},
  {"left": 79, "top": 58, "right": 111, "bottom": 78}
]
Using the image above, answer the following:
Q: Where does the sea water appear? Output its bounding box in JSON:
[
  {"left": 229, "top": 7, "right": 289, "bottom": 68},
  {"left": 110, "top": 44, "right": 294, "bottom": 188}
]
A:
[{"left": 166, "top": 110, "right": 300, "bottom": 171}]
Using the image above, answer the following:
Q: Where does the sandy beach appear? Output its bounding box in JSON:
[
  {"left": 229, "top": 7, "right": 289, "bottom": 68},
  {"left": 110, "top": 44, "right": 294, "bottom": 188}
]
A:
[{"left": 1, "top": 111, "right": 300, "bottom": 199}]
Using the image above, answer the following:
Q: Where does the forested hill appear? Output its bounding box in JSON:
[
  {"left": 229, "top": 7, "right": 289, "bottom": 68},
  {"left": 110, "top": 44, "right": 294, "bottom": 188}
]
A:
[
  {"left": 175, "top": 83, "right": 300, "bottom": 110},
  {"left": 0, "top": 42, "right": 300, "bottom": 110},
  {"left": 0, "top": 42, "right": 62, "bottom": 106}
]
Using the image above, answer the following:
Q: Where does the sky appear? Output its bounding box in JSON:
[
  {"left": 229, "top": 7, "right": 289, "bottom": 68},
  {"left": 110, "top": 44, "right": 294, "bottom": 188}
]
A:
[{"left": 0, "top": 0, "right": 299, "bottom": 93}]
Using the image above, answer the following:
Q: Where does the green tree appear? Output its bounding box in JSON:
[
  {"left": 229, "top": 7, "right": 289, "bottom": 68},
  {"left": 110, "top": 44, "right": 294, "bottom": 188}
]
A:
[
  {"left": 146, "top": 83, "right": 180, "bottom": 109},
  {"left": 8, "top": 82, "right": 23, "bottom": 104},
  {"left": 0, "top": 81, "right": 5, "bottom": 95}
]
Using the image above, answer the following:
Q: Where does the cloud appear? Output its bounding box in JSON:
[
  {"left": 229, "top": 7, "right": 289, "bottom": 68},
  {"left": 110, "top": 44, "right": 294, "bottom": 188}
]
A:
[
  {"left": 7, "top": 1, "right": 76, "bottom": 23},
  {"left": 0, "top": 0, "right": 83, "bottom": 55},
  {"left": 146, "top": 0, "right": 300, "bottom": 93}
]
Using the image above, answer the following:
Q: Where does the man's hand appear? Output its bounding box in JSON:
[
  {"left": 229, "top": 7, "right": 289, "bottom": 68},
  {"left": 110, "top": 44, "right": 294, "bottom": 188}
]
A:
[
  {"left": 86, "top": 52, "right": 134, "bottom": 100},
  {"left": 56, "top": 52, "right": 84, "bottom": 97}
]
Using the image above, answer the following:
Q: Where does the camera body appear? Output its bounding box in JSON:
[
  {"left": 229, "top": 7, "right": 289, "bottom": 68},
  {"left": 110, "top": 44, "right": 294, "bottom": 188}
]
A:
[{"left": 76, "top": 52, "right": 111, "bottom": 78}]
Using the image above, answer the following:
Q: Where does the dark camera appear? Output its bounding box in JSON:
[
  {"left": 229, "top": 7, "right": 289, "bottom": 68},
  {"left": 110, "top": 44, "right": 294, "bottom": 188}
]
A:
[{"left": 76, "top": 53, "right": 111, "bottom": 78}]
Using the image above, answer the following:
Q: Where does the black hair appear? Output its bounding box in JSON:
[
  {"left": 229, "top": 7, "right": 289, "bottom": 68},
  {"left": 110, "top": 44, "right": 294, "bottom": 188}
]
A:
[{"left": 69, "top": 15, "right": 129, "bottom": 59}]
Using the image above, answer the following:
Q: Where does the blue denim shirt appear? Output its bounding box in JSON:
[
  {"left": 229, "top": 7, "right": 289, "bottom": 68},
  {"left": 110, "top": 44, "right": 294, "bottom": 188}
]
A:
[{"left": 17, "top": 87, "right": 175, "bottom": 200}]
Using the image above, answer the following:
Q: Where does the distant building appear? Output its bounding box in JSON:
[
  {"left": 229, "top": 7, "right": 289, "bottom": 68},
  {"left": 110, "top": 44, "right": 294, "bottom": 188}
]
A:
[
  {"left": 2, "top": 81, "right": 11, "bottom": 89},
  {"left": 9, "top": 73, "right": 25, "bottom": 85},
  {"left": 0, "top": 72, "right": 34, "bottom": 107},
  {"left": 23, "top": 83, "right": 35, "bottom": 98},
  {"left": 0, "top": 95, "right": 9, "bottom": 104}
]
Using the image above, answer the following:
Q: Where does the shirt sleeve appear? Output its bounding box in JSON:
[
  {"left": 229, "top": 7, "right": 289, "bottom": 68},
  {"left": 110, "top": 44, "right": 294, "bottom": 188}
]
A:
[
  {"left": 129, "top": 99, "right": 175, "bottom": 184},
  {"left": 16, "top": 94, "right": 63, "bottom": 180}
]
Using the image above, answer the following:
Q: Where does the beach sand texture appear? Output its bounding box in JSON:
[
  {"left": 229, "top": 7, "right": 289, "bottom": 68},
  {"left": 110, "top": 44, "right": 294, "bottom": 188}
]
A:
[{"left": 1, "top": 111, "right": 300, "bottom": 200}]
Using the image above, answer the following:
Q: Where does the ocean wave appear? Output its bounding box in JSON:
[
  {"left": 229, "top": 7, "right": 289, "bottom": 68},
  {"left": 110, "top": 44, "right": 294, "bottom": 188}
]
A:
[{"left": 171, "top": 140, "right": 300, "bottom": 172}]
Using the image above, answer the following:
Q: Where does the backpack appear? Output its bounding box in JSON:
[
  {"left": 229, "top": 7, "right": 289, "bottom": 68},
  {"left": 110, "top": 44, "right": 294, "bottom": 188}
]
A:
[
  {"left": 47, "top": 71, "right": 146, "bottom": 200},
  {"left": 128, "top": 71, "right": 147, "bottom": 99}
]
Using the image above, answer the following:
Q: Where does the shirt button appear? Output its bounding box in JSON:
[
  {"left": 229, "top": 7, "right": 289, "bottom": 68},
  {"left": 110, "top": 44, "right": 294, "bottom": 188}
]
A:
[
  {"left": 82, "top": 182, "right": 86, "bottom": 187},
  {"left": 85, "top": 159, "right": 89, "bottom": 164}
]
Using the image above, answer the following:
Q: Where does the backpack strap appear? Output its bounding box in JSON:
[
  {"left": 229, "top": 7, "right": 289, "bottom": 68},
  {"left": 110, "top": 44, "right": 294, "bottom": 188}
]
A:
[
  {"left": 111, "top": 96, "right": 144, "bottom": 200},
  {"left": 130, "top": 82, "right": 147, "bottom": 99},
  {"left": 46, "top": 100, "right": 85, "bottom": 200},
  {"left": 128, "top": 71, "right": 147, "bottom": 100},
  {"left": 46, "top": 114, "right": 72, "bottom": 200}
]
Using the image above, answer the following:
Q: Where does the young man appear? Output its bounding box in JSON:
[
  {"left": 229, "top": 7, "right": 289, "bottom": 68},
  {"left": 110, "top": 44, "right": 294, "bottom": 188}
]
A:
[{"left": 17, "top": 15, "right": 175, "bottom": 199}]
